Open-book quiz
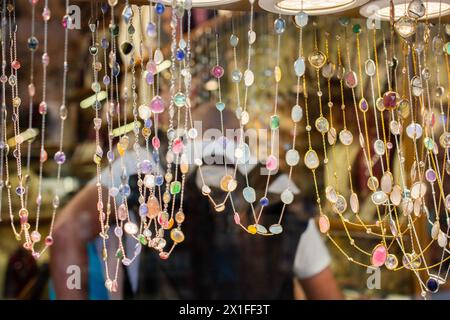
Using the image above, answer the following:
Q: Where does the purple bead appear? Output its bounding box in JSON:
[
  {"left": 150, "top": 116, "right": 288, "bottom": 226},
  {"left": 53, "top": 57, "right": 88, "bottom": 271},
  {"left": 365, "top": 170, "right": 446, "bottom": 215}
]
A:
[
  {"left": 15, "top": 186, "right": 25, "bottom": 196},
  {"left": 139, "top": 204, "right": 148, "bottom": 217},
  {"left": 146, "top": 72, "right": 154, "bottom": 85},
  {"left": 54, "top": 151, "right": 66, "bottom": 165},
  {"left": 146, "top": 22, "right": 156, "bottom": 37},
  {"left": 145, "top": 118, "right": 153, "bottom": 128},
  {"left": 425, "top": 169, "right": 437, "bottom": 182},
  {"left": 103, "top": 75, "right": 111, "bottom": 85},
  {"left": 140, "top": 160, "right": 152, "bottom": 174}
]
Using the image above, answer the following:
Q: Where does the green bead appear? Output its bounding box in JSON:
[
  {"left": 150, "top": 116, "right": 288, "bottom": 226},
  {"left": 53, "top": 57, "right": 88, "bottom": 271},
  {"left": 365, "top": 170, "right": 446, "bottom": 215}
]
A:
[
  {"left": 446, "top": 42, "right": 450, "bottom": 55},
  {"left": 170, "top": 181, "right": 181, "bottom": 194},
  {"left": 270, "top": 115, "right": 280, "bottom": 130},
  {"left": 353, "top": 24, "right": 361, "bottom": 34},
  {"left": 110, "top": 23, "right": 119, "bottom": 36},
  {"left": 138, "top": 234, "right": 147, "bottom": 245},
  {"left": 115, "top": 248, "right": 123, "bottom": 259},
  {"left": 173, "top": 92, "right": 186, "bottom": 107}
]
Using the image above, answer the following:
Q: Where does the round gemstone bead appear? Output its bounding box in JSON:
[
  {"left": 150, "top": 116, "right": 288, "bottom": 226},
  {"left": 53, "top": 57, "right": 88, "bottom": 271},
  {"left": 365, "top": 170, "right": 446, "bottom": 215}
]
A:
[
  {"left": 211, "top": 65, "right": 224, "bottom": 78},
  {"left": 54, "top": 151, "right": 66, "bottom": 165},
  {"left": 259, "top": 197, "right": 269, "bottom": 207},
  {"left": 426, "top": 277, "right": 439, "bottom": 293},
  {"left": 27, "top": 36, "right": 39, "bottom": 51},
  {"left": 155, "top": 3, "right": 165, "bottom": 15},
  {"left": 286, "top": 149, "right": 299, "bottom": 166},
  {"left": 243, "top": 187, "right": 256, "bottom": 203},
  {"left": 45, "top": 236, "right": 54, "bottom": 246},
  {"left": 176, "top": 49, "right": 185, "bottom": 61},
  {"left": 173, "top": 92, "right": 186, "bottom": 107}
]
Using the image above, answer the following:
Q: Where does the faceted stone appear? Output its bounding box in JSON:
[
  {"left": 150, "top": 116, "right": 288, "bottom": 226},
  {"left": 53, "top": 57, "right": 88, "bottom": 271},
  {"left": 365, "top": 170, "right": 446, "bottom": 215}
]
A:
[
  {"left": 325, "top": 186, "right": 338, "bottom": 203},
  {"left": 281, "top": 189, "right": 294, "bottom": 205},
  {"left": 211, "top": 65, "right": 224, "bottom": 78},
  {"left": 394, "top": 16, "right": 416, "bottom": 39},
  {"left": 170, "top": 228, "right": 185, "bottom": 243},
  {"left": 315, "top": 116, "right": 329, "bottom": 133},
  {"left": 269, "top": 224, "right": 283, "bottom": 235},
  {"left": 230, "top": 34, "right": 239, "bottom": 47},
  {"left": 294, "top": 58, "right": 305, "bottom": 77},
  {"left": 328, "top": 127, "right": 337, "bottom": 145},
  {"left": 365, "top": 59, "right": 376, "bottom": 77},
  {"left": 308, "top": 50, "right": 327, "bottom": 69},
  {"left": 172, "top": 138, "right": 183, "bottom": 154},
  {"left": 358, "top": 98, "right": 369, "bottom": 112},
  {"left": 120, "top": 41, "right": 133, "bottom": 55},
  {"left": 220, "top": 175, "right": 233, "bottom": 192},
  {"left": 426, "top": 276, "right": 439, "bottom": 293},
  {"left": 243, "top": 187, "right": 256, "bottom": 203},
  {"left": 423, "top": 137, "right": 434, "bottom": 151},
  {"left": 170, "top": 181, "right": 181, "bottom": 194},
  {"left": 344, "top": 71, "right": 358, "bottom": 88},
  {"left": 150, "top": 95, "right": 165, "bottom": 114},
  {"left": 408, "top": 0, "right": 426, "bottom": 19},
  {"left": 406, "top": 122, "right": 423, "bottom": 139},
  {"left": 410, "top": 77, "right": 422, "bottom": 98},
  {"left": 380, "top": 172, "right": 393, "bottom": 194},
  {"left": 425, "top": 169, "right": 436, "bottom": 183},
  {"left": 231, "top": 70, "right": 242, "bottom": 83},
  {"left": 390, "top": 120, "right": 401, "bottom": 135},
  {"left": 333, "top": 195, "right": 347, "bottom": 214},
  {"left": 318, "top": 215, "right": 330, "bottom": 233},
  {"left": 215, "top": 102, "right": 225, "bottom": 111},
  {"left": 385, "top": 254, "right": 398, "bottom": 270},
  {"left": 371, "top": 191, "right": 388, "bottom": 205},
  {"left": 339, "top": 129, "right": 353, "bottom": 145},
  {"left": 274, "top": 18, "right": 286, "bottom": 34},
  {"left": 270, "top": 115, "right": 280, "bottom": 130},
  {"left": 321, "top": 61, "right": 336, "bottom": 79},
  {"left": 54, "top": 151, "right": 66, "bottom": 165},
  {"left": 374, "top": 139, "right": 385, "bottom": 155},
  {"left": 304, "top": 150, "right": 319, "bottom": 170},
  {"left": 383, "top": 91, "right": 398, "bottom": 110},
  {"left": 259, "top": 197, "right": 269, "bottom": 206},
  {"left": 440, "top": 133, "right": 450, "bottom": 148},
  {"left": 173, "top": 92, "right": 186, "bottom": 107},
  {"left": 291, "top": 105, "right": 303, "bottom": 122},
  {"left": 266, "top": 155, "right": 278, "bottom": 171},
  {"left": 390, "top": 185, "right": 402, "bottom": 206},
  {"left": 124, "top": 222, "right": 138, "bottom": 235},
  {"left": 371, "top": 244, "right": 387, "bottom": 267},
  {"left": 410, "top": 181, "right": 426, "bottom": 199}
]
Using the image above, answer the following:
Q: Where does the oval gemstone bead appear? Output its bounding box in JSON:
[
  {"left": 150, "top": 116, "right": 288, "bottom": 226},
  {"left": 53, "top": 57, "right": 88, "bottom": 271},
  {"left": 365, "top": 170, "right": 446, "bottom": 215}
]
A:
[
  {"left": 243, "top": 187, "right": 256, "bottom": 203},
  {"left": 266, "top": 155, "right": 278, "bottom": 171},
  {"left": 269, "top": 224, "right": 283, "bottom": 235},
  {"left": 371, "top": 244, "right": 387, "bottom": 267},
  {"left": 294, "top": 58, "right": 305, "bottom": 77},
  {"left": 318, "top": 215, "right": 330, "bottom": 233},
  {"left": 291, "top": 105, "right": 303, "bottom": 122},
  {"left": 280, "top": 189, "right": 294, "bottom": 205},
  {"left": 286, "top": 149, "right": 300, "bottom": 166}
]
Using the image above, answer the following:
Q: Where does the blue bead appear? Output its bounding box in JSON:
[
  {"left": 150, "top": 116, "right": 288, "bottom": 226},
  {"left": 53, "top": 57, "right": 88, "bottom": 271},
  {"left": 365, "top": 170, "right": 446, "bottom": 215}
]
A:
[
  {"left": 101, "top": 37, "right": 109, "bottom": 49},
  {"left": 145, "top": 118, "right": 153, "bottom": 128},
  {"left": 259, "top": 197, "right": 269, "bottom": 206},
  {"left": 426, "top": 277, "right": 439, "bottom": 293},
  {"left": 155, "top": 3, "right": 165, "bottom": 15},
  {"left": 139, "top": 204, "right": 148, "bottom": 217},
  {"left": 119, "top": 184, "right": 131, "bottom": 197},
  {"left": 176, "top": 49, "right": 185, "bottom": 61},
  {"left": 155, "top": 175, "right": 164, "bottom": 186}
]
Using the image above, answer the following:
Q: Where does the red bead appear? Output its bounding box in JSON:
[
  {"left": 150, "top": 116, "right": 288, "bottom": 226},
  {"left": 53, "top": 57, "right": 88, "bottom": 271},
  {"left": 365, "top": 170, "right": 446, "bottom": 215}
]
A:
[
  {"left": 11, "top": 60, "right": 21, "bottom": 70},
  {"left": 45, "top": 236, "right": 54, "bottom": 246}
]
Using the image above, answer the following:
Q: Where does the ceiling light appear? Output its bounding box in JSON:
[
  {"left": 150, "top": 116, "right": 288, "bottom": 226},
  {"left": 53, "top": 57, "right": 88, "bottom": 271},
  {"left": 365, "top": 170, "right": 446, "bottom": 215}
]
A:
[
  {"left": 154, "top": 0, "right": 240, "bottom": 8},
  {"left": 360, "top": 0, "right": 450, "bottom": 21},
  {"left": 259, "top": 0, "right": 369, "bottom": 15}
]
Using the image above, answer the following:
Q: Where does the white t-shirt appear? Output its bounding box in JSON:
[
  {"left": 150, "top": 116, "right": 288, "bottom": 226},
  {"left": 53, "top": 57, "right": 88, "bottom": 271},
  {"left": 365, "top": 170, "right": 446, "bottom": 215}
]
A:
[{"left": 95, "top": 148, "right": 331, "bottom": 294}]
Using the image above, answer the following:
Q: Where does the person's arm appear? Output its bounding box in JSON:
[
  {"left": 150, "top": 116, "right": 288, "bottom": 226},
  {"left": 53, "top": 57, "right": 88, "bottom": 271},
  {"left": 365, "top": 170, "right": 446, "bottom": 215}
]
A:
[
  {"left": 292, "top": 219, "right": 344, "bottom": 300},
  {"left": 50, "top": 183, "right": 104, "bottom": 299},
  {"left": 297, "top": 267, "right": 344, "bottom": 300}
]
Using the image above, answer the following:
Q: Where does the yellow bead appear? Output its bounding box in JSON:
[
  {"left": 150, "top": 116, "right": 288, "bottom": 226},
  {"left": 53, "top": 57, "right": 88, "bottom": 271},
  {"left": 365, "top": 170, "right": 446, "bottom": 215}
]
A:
[
  {"left": 170, "top": 228, "right": 185, "bottom": 243},
  {"left": 274, "top": 66, "right": 282, "bottom": 82},
  {"left": 247, "top": 225, "right": 257, "bottom": 234},
  {"left": 180, "top": 162, "right": 189, "bottom": 174}
]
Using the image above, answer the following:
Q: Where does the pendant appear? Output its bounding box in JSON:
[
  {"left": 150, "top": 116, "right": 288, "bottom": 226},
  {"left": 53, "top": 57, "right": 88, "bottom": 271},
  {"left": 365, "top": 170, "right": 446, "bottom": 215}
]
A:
[
  {"left": 394, "top": 16, "right": 417, "bottom": 39},
  {"left": 308, "top": 50, "right": 327, "bottom": 69}
]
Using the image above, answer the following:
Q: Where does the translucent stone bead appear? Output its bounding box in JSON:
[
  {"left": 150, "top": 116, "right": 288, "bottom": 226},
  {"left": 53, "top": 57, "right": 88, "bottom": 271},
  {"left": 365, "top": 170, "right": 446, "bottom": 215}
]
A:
[
  {"left": 321, "top": 61, "right": 335, "bottom": 79},
  {"left": 118, "top": 204, "right": 127, "bottom": 221},
  {"left": 281, "top": 189, "right": 294, "bottom": 204},
  {"left": 294, "top": 57, "right": 305, "bottom": 77},
  {"left": 308, "top": 50, "right": 326, "bottom": 69},
  {"left": 42, "top": 7, "right": 51, "bottom": 21},
  {"left": 155, "top": 3, "right": 165, "bottom": 14},
  {"left": 344, "top": 71, "right": 358, "bottom": 88},
  {"left": 39, "top": 101, "right": 47, "bottom": 115},
  {"left": 406, "top": 122, "right": 423, "bottom": 139},
  {"left": 304, "top": 150, "right": 319, "bottom": 169},
  {"left": 274, "top": 18, "right": 286, "bottom": 34},
  {"left": 243, "top": 69, "right": 254, "bottom": 87},
  {"left": 45, "top": 236, "right": 54, "bottom": 246},
  {"left": 286, "top": 149, "right": 299, "bottom": 166},
  {"left": 150, "top": 95, "right": 165, "bottom": 114},
  {"left": 365, "top": 59, "right": 376, "bottom": 76},
  {"left": 269, "top": 224, "right": 283, "bottom": 234},
  {"left": 54, "top": 151, "right": 66, "bottom": 165},
  {"left": 172, "top": 138, "right": 183, "bottom": 154},
  {"left": 215, "top": 102, "right": 225, "bottom": 111},
  {"left": 394, "top": 16, "right": 416, "bottom": 39},
  {"left": 407, "top": 0, "right": 426, "bottom": 19},
  {"left": 294, "top": 11, "right": 308, "bottom": 28},
  {"left": 247, "top": 225, "right": 257, "bottom": 234},
  {"left": 266, "top": 155, "right": 278, "bottom": 171},
  {"left": 318, "top": 216, "right": 330, "bottom": 233},
  {"left": 270, "top": 115, "right": 279, "bottom": 130},
  {"left": 27, "top": 36, "right": 39, "bottom": 51},
  {"left": 230, "top": 34, "right": 239, "bottom": 47},
  {"left": 240, "top": 187, "right": 255, "bottom": 203},
  {"left": 259, "top": 197, "right": 269, "bottom": 206},
  {"left": 170, "top": 181, "right": 181, "bottom": 195},
  {"left": 31, "top": 231, "right": 41, "bottom": 243},
  {"left": 358, "top": 98, "right": 369, "bottom": 112},
  {"left": 211, "top": 65, "right": 224, "bottom": 78},
  {"left": 291, "top": 105, "right": 303, "bottom": 122},
  {"left": 248, "top": 30, "right": 256, "bottom": 44},
  {"left": 170, "top": 228, "right": 185, "bottom": 243},
  {"left": 371, "top": 244, "right": 387, "bottom": 267},
  {"left": 154, "top": 49, "right": 164, "bottom": 64},
  {"left": 231, "top": 69, "right": 242, "bottom": 83},
  {"left": 124, "top": 222, "right": 138, "bottom": 235}
]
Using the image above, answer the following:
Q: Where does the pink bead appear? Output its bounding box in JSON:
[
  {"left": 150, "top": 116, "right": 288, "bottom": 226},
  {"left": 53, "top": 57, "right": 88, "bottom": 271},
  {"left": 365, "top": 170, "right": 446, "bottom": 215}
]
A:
[
  {"left": 159, "top": 252, "right": 169, "bottom": 260},
  {"left": 111, "top": 280, "right": 118, "bottom": 292},
  {"left": 233, "top": 212, "right": 240, "bottom": 225},
  {"left": 172, "top": 138, "right": 183, "bottom": 154},
  {"left": 265, "top": 155, "right": 278, "bottom": 171},
  {"left": 211, "top": 65, "right": 224, "bottom": 78},
  {"left": 97, "top": 201, "right": 103, "bottom": 211},
  {"left": 371, "top": 245, "right": 387, "bottom": 267},
  {"left": 11, "top": 60, "right": 21, "bottom": 70},
  {"left": 42, "top": 53, "right": 49, "bottom": 66},
  {"left": 152, "top": 137, "right": 160, "bottom": 149},
  {"left": 31, "top": 231, "right": 41, "bottom": 242},
  {"left": 30, "top": 0, "right": 39, "bottom": 5},
  {"left": 32, "top": 252, "right": 40, "bottom": 260},
  {"left": 150, "top": 95, "right": 165, "bottom": 114},
  {"left": 20, "top": 214, "right": 28, "bottom": 224},
  {"left": 45, "top": 236, "right": 54, "bottom": 246},
  {"left": 146, "top": 61, "right": 157, "bottom": 74},
  {"left": 36, "top": 194, "right": 42, "bottom": 205},
  {"left": 42, "top": 7, "right": 51, "bottom": 21},
  {"left": 39, "top": 101, "right": 47, "bottom": 115},
  {"left": 40, "top": 149, "right": 47, "bottom": 162},
  {"left": 118, "top": 204, "right": 127, "bottom": 221},
  {"left": 28, "top": 84, "right": 35, "bottom": 97}
]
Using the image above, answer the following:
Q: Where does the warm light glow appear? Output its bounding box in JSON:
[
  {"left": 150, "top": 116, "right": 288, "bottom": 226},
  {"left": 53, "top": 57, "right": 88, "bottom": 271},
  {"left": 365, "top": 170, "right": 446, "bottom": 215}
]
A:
[
  {"left": 360, "top": 0, "right": 450, "bottom": 21},
  {"left": 259, "top": 0, "right": 369, "bottom": 15},
  {"left": 156, "top": 0, "right": 239, "bottom": 8}
]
